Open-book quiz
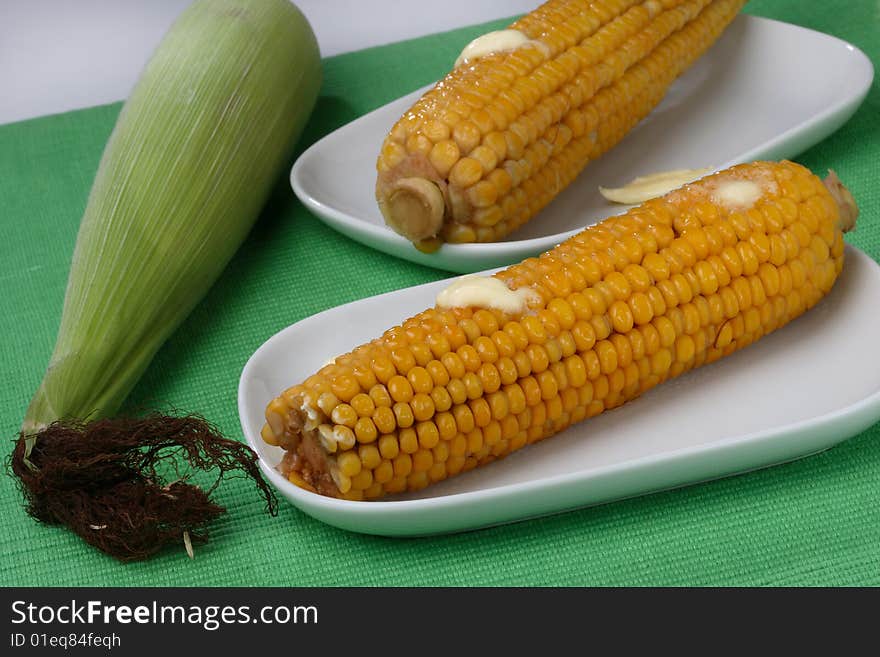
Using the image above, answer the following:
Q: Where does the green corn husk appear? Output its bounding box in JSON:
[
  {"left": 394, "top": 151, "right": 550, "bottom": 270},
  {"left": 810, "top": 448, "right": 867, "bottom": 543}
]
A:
[
  {"left": 22, "top": 0, "right": 321, "bottom": 440},
  {"left": 11, "top": 0, "right": 320, "bottom": 561}
]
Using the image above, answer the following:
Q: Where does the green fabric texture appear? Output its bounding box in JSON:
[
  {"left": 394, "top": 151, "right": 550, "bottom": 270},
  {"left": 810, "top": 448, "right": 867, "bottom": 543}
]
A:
[{"left": 1, "top": 0, "right": 878, "bottom": 586}]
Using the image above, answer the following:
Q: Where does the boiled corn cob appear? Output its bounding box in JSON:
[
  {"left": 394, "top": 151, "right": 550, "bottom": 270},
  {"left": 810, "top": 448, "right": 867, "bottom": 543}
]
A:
[
  {"left": 376, "top": 0, "right": 747, "bottom": 250},
  {"left": 267, "top": 161, "right": 857, "bottom": 500}
]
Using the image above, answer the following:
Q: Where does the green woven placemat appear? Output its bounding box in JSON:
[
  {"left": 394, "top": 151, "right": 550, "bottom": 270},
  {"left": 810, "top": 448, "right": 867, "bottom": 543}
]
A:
[{"left": 1, "top": 0, "right": 878, "bottom": 586}]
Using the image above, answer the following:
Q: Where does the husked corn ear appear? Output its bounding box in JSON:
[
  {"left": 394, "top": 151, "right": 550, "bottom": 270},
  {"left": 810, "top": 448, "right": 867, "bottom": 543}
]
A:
[
  {"left": 269, "top": 161, "right": 856, "bottom": 500},
  {"left": 376, "top": 0, "right": 747, "bottom": 250}
]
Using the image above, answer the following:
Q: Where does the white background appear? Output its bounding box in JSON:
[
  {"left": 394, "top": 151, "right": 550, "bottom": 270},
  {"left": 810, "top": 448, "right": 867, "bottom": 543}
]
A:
[{"left": 1, "top": 0, "right": 535, "bottom": 126}]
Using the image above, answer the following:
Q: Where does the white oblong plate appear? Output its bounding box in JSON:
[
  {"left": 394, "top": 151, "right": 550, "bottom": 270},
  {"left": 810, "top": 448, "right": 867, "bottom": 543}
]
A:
[
  {"left": 291, "top": 15, "right": 873, "bottom": 273},
  {"left": 240, "top": 246, "right": 880, "bottom": 536}
]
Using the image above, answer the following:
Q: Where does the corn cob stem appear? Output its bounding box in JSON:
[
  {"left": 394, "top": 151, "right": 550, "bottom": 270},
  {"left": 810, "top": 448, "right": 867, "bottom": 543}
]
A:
[
  {"left": 270, "top": 161, "right": 857, "bottom": 500},
  {"left": 824, "top": 170, "right": 858, "bottom": 232},
  {"left": 380, "top": 177, "right": 446, "bottom": 241}
]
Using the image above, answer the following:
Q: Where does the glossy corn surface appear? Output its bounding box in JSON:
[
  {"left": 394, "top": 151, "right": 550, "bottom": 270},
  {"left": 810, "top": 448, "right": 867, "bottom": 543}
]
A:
[
  {"left": 269, "top": 161, "right": 847, "bottom": 499},
  {"left": 375, "top": 0, "right": 747, "bottom": 248}
]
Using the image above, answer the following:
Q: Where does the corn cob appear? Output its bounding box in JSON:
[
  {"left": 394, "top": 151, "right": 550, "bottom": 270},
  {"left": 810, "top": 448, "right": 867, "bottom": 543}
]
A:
[
  {"left": 267, "top": 161, "right": 857, "bottom": 500},
  {"left": 375, "top": 0, "right": 747, "bottom": 251}
]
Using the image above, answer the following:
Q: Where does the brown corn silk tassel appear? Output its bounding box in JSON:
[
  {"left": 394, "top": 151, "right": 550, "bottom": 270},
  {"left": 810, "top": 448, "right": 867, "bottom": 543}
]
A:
[{"left": 11, "top": 415, "right": 277, "bottom": 562}]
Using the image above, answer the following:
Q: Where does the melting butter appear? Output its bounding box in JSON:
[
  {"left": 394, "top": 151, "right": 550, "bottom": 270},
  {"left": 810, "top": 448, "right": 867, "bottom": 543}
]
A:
[
  {"left": 455, "top": 29, "right": 534, "bottom": 67},
  {"left": 599, "top": 168, "right": 714, "bottom": 205},
  {"left": 713, "top": 180, "right": 763, "bottom": 209},
  {"left": 436, "top": 275, "right": 538, "bottom": 315}
]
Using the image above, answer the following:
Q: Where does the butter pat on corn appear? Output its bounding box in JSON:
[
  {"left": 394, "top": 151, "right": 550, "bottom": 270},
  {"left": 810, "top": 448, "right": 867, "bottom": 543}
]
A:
[
  {"left": 436, "top": 275, "right": 540, "bottom": 315},
  {"left": 455, "top": 30, "right": 538, "bottom": 68},
  {"left": 712, "top": 180, "right": 763, "bottom": 209},
  {"left": 600, "top": 168, "right": 715, "bottom": 204}
]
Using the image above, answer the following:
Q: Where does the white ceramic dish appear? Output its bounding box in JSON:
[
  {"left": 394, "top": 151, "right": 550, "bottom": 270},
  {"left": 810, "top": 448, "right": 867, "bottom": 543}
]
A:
[
  {"left": 291, "top": 15, "right": 873, "bottom": 273},
  {"left": 240, "top": 245, "right": 880, "bottom": 536}
]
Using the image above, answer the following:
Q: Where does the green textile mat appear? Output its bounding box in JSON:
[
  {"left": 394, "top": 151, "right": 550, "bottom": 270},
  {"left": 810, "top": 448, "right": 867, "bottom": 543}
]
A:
[{"left": 1, "top": 0, "right": 878, "bottom": 586}]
